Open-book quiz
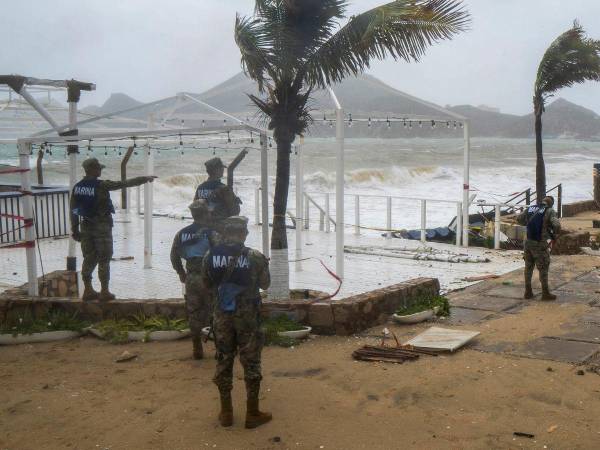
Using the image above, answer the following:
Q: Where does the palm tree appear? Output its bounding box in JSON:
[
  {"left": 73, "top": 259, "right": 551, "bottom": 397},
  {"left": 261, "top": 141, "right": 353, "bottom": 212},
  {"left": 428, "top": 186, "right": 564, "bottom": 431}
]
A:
[
  {"left": 533, "top": 21, "right": 600, "bottom": 202},
  {"left": 235, "top": 0, "right": 470, "bottom": 296}
]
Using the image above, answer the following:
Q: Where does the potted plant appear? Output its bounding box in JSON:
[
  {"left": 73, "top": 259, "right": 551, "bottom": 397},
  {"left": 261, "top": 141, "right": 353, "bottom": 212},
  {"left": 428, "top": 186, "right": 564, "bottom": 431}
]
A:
[
  {"left": 392, "top": 296, "right": 450, "bottom": 325},
  {"left": 0, "top": 310, "right": 89, "bottom": 345},
  {"left": 262, "top": 314, "right": 311, "bottom": 347},
  {"left": 90, "top": 314, "right": 190, "bottom": 344}
]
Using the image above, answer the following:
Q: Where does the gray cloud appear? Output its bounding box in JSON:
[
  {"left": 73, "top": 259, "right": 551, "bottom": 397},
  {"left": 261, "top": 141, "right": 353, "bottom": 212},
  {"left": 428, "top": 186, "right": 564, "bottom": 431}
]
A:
[{"left": 1, "top": 0, "right": 599, "bottom": 115}]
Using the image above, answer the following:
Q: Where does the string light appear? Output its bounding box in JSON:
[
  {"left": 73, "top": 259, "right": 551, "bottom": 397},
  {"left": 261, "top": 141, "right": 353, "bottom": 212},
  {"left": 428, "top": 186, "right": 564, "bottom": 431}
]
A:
[
  {"left": 403, "top": 119, "right": 407, "bottom": 128},
  {"left": 387, "top": 117, "right": 391, "bottom": 128},
  {"left": 368, "top": 117, "right": 372, "bottom": 128},
  {"left": 446, "top": 121, "right": 450, "bottom": 129},
  {"left": 348, "top": 113, "right": 352, "bottom": 128},
  {"left": 201, "top": 119, "right": 205, "bottom": 127},
  {"left": 419, "top": 121, "right": 423, "bottom": 128},
  {"left": 431, "top": 120, "right": 436, "bottom": 129},
  {"left": 227, "top": 131, "right": 232, "bottom": 143},
  {"left": 250, "top": 131, "right": 254, "bottom": 143}
]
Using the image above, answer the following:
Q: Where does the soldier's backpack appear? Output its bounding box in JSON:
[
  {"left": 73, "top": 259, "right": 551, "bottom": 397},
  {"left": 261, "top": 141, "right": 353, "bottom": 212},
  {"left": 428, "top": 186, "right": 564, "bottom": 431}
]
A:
[{"left": 526, "top": 205, "right": 547, "bottom": 241}]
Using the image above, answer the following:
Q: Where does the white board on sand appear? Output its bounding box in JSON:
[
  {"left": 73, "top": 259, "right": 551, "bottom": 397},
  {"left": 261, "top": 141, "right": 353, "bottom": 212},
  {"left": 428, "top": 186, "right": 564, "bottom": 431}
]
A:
[{"left": 405, "top": 327, "right": 480, "bottom": 352}]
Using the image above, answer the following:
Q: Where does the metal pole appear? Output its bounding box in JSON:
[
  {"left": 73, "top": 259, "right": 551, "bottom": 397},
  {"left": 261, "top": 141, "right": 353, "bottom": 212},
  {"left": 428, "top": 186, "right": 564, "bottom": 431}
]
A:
[
  {"left": 260, "top": 133, "right": 269, "bottom": 258},
  {"left": 335, "top": 106, "right": 344, "bottom": 279},
  {"left": 19, "top": 142, "right": 38, "bottom": 296},
  {"left": 325, "top": 194, "right": 331, "bottom": 233},
  {"left": 143, "top": 144, "right": 154, "bottom": 268},
  {"left": 295, "top": 140, "right": 303, "bottom": 271},
  {"left": 354, "top": 195, "right": 360, "bottom": 236},
  {"left": 494, "top": 204, "right": 501, "bottom": 250},
  {"left": 420, "top": 199, "right": 427, "bottom": 243},
  {"left": 462, "top": 120, "right": 471, "bottom": 247},
  {"left": 386, "top": 196, "right": 392, "bottom": 239},
  {"left": 456, "top": 202, "right": 462, "bottom": 247},
  {"left": 304, "top": 194, "right": 310, "bottom": 230},
  {"left": 136, "top": 186, "right": 141, "bottom": 215},
  {"left": 66, "top": 101, "right": 78, "bottom": 271},
  {"left": 255, "top": 187, "right": 261, "bottom": 225},
  {"left": 19, "top": 87, "right": 63, "bottom": 133}
]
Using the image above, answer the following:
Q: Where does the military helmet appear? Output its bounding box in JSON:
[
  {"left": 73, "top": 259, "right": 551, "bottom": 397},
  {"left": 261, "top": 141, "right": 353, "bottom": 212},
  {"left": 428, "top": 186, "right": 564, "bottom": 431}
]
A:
[
  {"left": 188, "top": 199, "right": 209, "bottom": 215},
  {"left": 223, "top": 216, "right": 249, "bottom": 234},
  {"left": 82, "top": 157, "right": 105, "bottom": 172},
  {"left": 205, "top": 157, "right": 227, "bottom": 171}
]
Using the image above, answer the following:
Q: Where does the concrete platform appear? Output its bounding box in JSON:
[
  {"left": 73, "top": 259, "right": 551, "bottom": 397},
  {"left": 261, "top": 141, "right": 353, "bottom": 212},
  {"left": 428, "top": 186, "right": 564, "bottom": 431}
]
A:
[{"left": 0, "top": 211, "right": 522, "bottom": 300}]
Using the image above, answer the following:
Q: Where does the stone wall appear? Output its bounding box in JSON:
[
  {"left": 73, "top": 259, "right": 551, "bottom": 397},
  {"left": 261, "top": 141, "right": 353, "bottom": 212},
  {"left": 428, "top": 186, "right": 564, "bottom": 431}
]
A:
[
  {"left": 552, "top": 232, "right": 590, "bottom": 255},
  {"left": 562, "top": 200, "right": 597, "bottom": 218},
  {"left": 0, "top": 278, "right": 440, "bottom": 336}
]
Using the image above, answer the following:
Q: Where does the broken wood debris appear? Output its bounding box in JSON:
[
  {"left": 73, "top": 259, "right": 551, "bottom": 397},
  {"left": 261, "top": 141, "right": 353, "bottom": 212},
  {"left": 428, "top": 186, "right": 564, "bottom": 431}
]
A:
[{"left": 352, "top": 345, "right": 441, "bottom": 364}]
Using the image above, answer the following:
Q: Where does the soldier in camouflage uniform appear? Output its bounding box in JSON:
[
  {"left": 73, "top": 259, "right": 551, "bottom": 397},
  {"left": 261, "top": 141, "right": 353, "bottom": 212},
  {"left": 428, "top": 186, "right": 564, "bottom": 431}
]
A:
[
  {"left": 517, "top": 196, "right": 561, "bottom": 300},
  {"left": 170, "top": 199, "right": 220, "bottom": 359},
  {"left": 201, "top": 216, "right": 272, "bottom": 429},
  {"left": 71, "top": 158, "right": 156, "bottom": 301},
  {"left": 194, "top": 157, "right": 241, "bottom": 232}
]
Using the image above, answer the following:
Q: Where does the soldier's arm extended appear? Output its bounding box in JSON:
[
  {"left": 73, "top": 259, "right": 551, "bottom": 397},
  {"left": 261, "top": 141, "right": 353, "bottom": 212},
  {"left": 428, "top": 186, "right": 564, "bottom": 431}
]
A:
[
  {"left": 252, "top": 251, "right": 271, "bottom": 290},
  {"left": 170, "top": 232, "right": 186, "bottom": 281},
  {"left": 516, "top": 209, "right": 528, "bottom": 226},
  {"left": 100, "top": 176, "right": 156, "bottom": 191}
]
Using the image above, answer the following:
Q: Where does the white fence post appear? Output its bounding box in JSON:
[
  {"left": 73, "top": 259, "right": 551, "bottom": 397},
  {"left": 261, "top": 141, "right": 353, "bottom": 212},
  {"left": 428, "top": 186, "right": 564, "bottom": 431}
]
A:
[
  {"left": 304, "top": 194, "right": 310, "bottom": 230},
  {"left": 494, "top": 204, "right": 501, "bottom": 250},
  {"left": 255, "top": 187, "right": 260, "bottom": 225},
  {"left": 354, "top": 195, "right": 360, "bottom": 236},
  {"left": 386, "top": 196, "right": 392, "bottom": 239},
  {"left": 19, "top": 142, "right": 38, "bottom": 296},
  {"left": 456, "top": 202, "right": 463, "bottom": 247},
  {"left": 143, "top": 144, "right": 154, "bottom": 269},
  {"left": 136, "top": 185, "right": 141, "bottom": 216},
  {"left": 325, "top": 194, "right": 331, "bottom": 233},
  {"left": 420, "top": 199, "right": 427, "bottom": 243}
]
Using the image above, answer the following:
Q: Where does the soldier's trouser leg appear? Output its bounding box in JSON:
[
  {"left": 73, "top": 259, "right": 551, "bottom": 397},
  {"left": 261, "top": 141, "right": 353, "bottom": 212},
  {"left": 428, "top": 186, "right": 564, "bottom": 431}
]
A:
[
  {"left": 213, "top": 309, "right": 236, "bottom": 393},
  {"left": 80, "top": 233, "right": 98, "bottom": 282},
  {"left": 94, "top": 231, "right": 113, "bottom": 287},
  {"left": 536, "top": 250, "right": 552, "bottom": 298},
  {"left": 184, "top": 274, "right": 213, "bottom": 360}
]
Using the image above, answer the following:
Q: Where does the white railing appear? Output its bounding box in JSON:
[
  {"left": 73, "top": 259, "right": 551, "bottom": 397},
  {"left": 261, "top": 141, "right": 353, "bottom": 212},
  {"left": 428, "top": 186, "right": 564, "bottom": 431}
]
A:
[{"left": 254, "top": 188, "right": 465, "bottom": 247}]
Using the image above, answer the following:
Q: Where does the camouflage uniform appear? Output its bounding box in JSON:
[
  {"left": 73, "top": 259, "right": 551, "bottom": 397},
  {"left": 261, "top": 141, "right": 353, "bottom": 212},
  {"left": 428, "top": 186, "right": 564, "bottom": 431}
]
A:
[
  {"left": 170, "top": 221, "right": 219, "bottom": 349},
  {"left": 71, "top": 175, "right": 150, "bottom": 287},
  {"left": 201, "top": 236, "right": 270, "bottom": 394},
  {"left": 517, "top": 203, "right": 561, "bottom": 296},
  {"left": 194, "top": 158, "right": 241, "bottom": 233}
]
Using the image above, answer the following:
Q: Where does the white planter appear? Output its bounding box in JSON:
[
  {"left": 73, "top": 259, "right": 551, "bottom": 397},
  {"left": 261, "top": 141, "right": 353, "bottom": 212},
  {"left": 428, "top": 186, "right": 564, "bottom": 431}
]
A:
[
  {"left": 277, "top": 326, "right": 312, "bottom": 340},
  {"left": 89, "top": 328, "right": 191, "bottom": 342},
  {"left": 392, "top": 309, "right": 435, "bottom": 324},
  {"left": 0, "top": 330, "right": 82, "bottom": 345},
  {"left": 202, "top": 326, "right": 212, "bottom": 339}
]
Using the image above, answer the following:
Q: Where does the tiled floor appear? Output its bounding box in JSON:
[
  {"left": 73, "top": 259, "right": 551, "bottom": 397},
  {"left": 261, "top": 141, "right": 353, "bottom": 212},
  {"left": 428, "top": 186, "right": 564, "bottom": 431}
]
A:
[{"left": 1, "top": 212, "right": 524, "bottom": 300}]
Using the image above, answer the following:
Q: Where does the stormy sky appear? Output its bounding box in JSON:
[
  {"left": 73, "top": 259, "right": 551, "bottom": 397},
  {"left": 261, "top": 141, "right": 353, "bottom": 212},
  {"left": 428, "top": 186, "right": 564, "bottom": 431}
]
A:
[{"left": 1, "top": 0, "right": 599, "bottom": 115}]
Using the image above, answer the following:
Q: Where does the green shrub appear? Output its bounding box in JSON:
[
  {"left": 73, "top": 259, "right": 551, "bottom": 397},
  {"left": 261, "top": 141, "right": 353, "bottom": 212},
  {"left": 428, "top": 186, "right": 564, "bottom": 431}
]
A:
[
  {"left": 262, "top": 314, "right": 304, "bottom": 347},
  {"left": 395, "top": 295, "right": 450, "bottom": 317},
  {"left": 93, "top": 314, "right": 189, "bottom": 344},
  {"left": 0, "top": 309, "right": 89, "bottom": 337}
]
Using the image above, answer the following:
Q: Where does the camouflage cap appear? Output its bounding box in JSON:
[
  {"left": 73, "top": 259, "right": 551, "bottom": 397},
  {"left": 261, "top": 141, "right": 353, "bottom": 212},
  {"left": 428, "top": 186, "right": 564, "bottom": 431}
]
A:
[
  {"left": 82, "top": 158, "right": 105, "bottom": 171},
  {"left": 223, "top": 216, "right": 249, "bottom": 233},
  {"left": 188, "top": 199, "right": 209, "bottom": 214},
  {"left": 205, "top": 157, "right": 227, "bottom": 171}
]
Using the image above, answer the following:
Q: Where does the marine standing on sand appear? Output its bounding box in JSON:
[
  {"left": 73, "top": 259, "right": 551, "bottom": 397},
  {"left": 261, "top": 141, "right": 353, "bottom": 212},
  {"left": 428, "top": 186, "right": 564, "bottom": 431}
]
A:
[
  {"left": 170, "top": 199, "right": 220, "bottom": 359},
  {"left": 517, "top": 195, "right": 561, "bottom": 300},
  {"left": 194, "top": 157, "right": 241, "bottom": 231},
  {"left": 201, "top": 216, "right": 272, "bottom": 429},
  {"left": 71, "top": 158, "right": 156, "bottom": 301}
]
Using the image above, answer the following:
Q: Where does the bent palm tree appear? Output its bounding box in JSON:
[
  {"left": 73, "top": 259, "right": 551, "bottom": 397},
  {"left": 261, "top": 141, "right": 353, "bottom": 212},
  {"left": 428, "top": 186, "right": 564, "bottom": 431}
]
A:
[
  {"left": 533, "top": 21, "right": 600, "bottom": 202},
  {"left": 235, "top": 0, "right": 470, "bottom": 297}
]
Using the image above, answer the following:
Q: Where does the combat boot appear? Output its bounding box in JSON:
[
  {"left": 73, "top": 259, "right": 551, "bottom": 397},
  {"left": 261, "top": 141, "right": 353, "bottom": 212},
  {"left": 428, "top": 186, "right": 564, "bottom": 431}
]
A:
[
  {"left": 99, "top": 282, "right": 116, "bottom": 302},
  {"left": 192, "top": 336, "right": 204, "bottom": 360},
  {"left": 82, "top": 279, "right": 99, "bottom": 301},
  {"left": 524, "top": 286, "right": 534, "bottom": 299},
  {"left": 218, "top": 390, "right": 233, "bottom": 427},
  {"left": 245, "top": 397, "right": 272, "bottom": 429},
  {"left": 541, "top": 290, "right": 557, "bottom": 301}
]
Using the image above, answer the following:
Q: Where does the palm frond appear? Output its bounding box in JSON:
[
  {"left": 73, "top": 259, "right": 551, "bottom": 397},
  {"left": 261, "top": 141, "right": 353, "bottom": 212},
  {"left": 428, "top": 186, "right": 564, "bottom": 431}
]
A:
[
  {"left": 535, "top": 21, "right": 600, "bottom": 107},
  {"left": 303, "top": 0, "right": 470, "bottom": 88},
  {"left": 234, "top": 14, "right": 273, "bottom": 92}
]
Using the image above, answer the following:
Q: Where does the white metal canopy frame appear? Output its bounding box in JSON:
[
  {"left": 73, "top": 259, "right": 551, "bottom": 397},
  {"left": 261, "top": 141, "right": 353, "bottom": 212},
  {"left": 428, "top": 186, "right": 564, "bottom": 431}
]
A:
[
  {"left": 16, "top": 124, "right": 270, "bottom": 297},
  {"left": 313, "top": 87, "right": 472, "bottom": 281}
]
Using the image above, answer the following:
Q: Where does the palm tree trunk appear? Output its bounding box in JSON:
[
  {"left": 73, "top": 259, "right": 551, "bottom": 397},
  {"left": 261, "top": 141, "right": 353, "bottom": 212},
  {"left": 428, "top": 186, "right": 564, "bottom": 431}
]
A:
[
  {"left": 272, "top": 139, "right": 291, "bottom": 250},
  {"left": 534, "top": 110, "right": 546, "bottom": 203},
  {"left": 269, "top": 136, "right": 291, "bottom": 299}
]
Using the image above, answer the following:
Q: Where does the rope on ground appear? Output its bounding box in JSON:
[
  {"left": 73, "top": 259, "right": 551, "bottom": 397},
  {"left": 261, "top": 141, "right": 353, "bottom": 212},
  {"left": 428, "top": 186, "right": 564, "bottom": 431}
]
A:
[
  {"left": 287, "top": 256, "right": 342, "bottom": 300},
  {"left": 0, "top": 167, "right": 30, "bottom": 175},
  {"left": 0, "top": 240, "right": 35, "bottom": 250}
]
